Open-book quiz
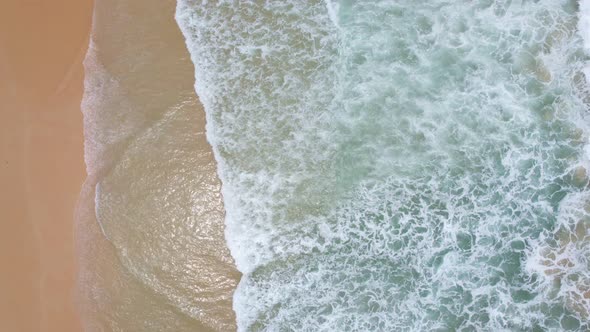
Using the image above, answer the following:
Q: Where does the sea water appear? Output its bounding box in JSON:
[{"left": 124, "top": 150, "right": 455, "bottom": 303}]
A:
[
  {"left": 79, "top": 0, "right": 238, "bottom": 330},
  {"left": 176, "top": 0, "right": 590, "bottom": 330}
]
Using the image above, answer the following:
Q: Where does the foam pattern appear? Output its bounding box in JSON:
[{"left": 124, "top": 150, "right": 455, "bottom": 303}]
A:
[{"left": 177, "top": 0, "right": 590, "bottom": 330}]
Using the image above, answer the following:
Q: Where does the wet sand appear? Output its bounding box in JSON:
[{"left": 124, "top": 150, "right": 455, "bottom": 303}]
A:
[
  {"left": 76, "top": 0, "right": 239, "bottom": 331},
  {"left": 0, "top": 0, "right": 93, "bottom": 331}
]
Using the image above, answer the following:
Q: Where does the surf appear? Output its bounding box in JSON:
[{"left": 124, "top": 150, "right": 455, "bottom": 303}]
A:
[{"left": 176, "top": 0, "right": 590, "bottom": 330}]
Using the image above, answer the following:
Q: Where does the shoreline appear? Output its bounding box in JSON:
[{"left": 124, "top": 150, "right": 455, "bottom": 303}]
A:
[
  {"left": 0, "top": 0, "right": 93, "bottom": 330},
  {"left": 77, "top": 0, "right": 239, "bottom": 330}
]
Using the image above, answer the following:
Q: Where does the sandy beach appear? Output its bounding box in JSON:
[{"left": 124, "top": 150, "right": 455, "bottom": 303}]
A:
[
  {"left": 0, "top": 0, "right": 93, "bottom": 331},
  {"left": 1, "top": 0, "right": 239, "bottom": 330}
]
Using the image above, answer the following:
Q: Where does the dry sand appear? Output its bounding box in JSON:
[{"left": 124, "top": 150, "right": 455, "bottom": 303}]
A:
[{"left": 0, "top": 0, "right": 93, "bottom": 331}]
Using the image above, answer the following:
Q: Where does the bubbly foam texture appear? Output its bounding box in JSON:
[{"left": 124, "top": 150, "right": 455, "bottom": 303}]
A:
[
  {"left": 580, "top": 0, "right": 590, "bottom": 50},
  {"left": 177, "top": 0, "right": 590, "bottom": 330}
]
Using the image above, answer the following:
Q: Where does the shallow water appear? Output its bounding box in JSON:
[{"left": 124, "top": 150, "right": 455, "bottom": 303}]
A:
[
  {"left": 78, "top": 0, "right": 238, "bottom": 331},
  {"left": 176, "top": 0, "right": 590, "bottom": 330}
]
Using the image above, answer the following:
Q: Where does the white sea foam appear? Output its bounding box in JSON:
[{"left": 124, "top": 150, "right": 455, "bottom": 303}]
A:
[
  {"left": 176, "top": 0, "right": 590, "bottom": 330},
  {"left": 579, "top": 0, "right": 590, "bottom": 51}
]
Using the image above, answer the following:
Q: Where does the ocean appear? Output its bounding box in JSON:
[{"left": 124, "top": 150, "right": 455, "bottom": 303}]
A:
[{"left": 175, "top": 0, "right": 590, "bottom": 330}]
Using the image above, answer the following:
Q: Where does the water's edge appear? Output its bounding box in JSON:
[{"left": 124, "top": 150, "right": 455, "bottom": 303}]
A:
[{"left": 76, "top": 0, "right": 239, "bottom": 330}]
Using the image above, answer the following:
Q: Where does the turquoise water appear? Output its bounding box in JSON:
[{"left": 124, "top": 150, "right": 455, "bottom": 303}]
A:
[{"left": 177, "top": 0, "right": 590, "bottom": 330}]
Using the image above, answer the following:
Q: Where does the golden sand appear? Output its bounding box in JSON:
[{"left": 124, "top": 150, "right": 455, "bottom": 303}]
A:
[
  {"left": 0, "top": 0, "right": 93, "bottom": 331},
  {"left": 0, "top": 0, "right": 239, "bottom": 330}
]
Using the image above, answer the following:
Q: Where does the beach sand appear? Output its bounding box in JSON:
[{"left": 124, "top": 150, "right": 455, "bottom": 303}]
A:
[
  {"left": 0, "top": 0, "right": 93, "bottom": 331},
  {"left": 0, "top": 0, "right": 238, "bottom": 330}
]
